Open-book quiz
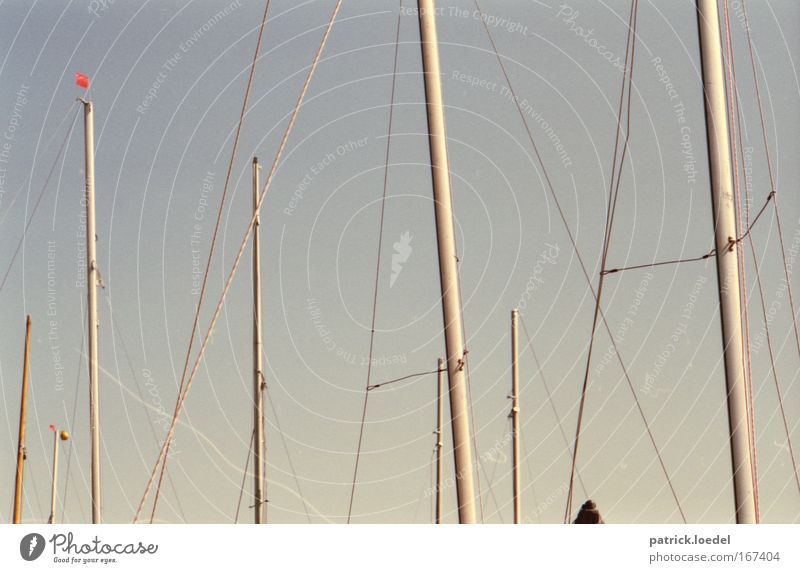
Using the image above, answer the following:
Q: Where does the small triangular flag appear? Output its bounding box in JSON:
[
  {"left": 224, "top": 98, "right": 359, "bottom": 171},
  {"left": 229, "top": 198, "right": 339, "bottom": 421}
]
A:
[{"left": 75, "top": 73, "right": 90, "bottom": 89}]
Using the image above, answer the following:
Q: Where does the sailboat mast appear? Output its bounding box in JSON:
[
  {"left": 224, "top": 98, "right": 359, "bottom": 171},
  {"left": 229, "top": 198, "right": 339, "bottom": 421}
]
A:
[
  {"left": 82, "top": 98, "right": 102, "bottom": 524},
  {"left": 12, "top": 315, "right": 31, "bottom": 524},
  {"left": 695, "top": 0, "right": 757, "bottom": 524},
  {"left": 252, "top": 157, "right": 265, "bottom": 524},
  {"left": 417, "top": 0, "right": 477, "bottom": 524},
  {"left": 436, "top": 358, "right": 444, "bottom": 524},
  {"left": 511, "top": 309, "right": 521, "bottom": 524}
]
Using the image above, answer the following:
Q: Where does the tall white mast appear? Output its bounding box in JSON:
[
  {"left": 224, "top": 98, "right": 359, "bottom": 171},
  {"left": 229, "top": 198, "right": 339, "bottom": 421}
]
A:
[
  {"left": 436, "top": 357, "right": 444, "bottom": 524},
  {"left": 696, "top": 0, "right": 757, "bottom": 524},
  {"left": 82, "top": 99, "right": 102, "bottom": 524},
  {"left": 417, "top": 0, "right": 477, "bottom": 524},
  {"left": 511, "top": 309, "right": 521, "bottom": 524},
  {"left": 252, "top": 157, "right": 266, "bottom": 524}
]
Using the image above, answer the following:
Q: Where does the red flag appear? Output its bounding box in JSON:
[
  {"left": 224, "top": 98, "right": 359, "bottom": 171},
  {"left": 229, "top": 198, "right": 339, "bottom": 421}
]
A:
[
  {"left": 75, "top": 72, "right": 90, "bottom": 89},
  {"left": 49, "top": 424, "right": 55, "bottom": 432}
]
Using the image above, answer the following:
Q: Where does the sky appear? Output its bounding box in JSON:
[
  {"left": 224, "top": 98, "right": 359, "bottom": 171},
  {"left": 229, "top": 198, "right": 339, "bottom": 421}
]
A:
[{"left": 0, "top": 0, "right": 798, "bottom": 524}]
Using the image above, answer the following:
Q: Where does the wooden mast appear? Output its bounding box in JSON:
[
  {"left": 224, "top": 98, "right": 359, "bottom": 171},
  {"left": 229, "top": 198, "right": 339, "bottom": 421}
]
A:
[{"left": 12, "top": 315, "right": 32, "bottom": 524}]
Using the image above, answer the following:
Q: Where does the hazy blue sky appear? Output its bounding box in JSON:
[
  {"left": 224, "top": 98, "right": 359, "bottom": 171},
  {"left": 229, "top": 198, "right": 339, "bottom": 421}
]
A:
[{"left": 1, "top": 0, "right": 798, "bottom": 524}]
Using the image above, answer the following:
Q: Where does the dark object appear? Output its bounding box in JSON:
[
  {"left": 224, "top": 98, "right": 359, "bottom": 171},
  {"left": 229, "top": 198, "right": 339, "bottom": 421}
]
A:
[{"left": 573, "top": 499, "right": 604, "bottom": 524}]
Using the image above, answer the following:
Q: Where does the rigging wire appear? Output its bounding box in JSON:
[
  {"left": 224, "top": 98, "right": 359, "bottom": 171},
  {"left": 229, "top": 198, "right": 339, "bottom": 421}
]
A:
[
  {"left": 60, "top": 300, "right": 88, "bottom": 523},
  {"left": 144, "top": 0, "right": 275, "bottom": 524},
  {"left": 480, "top": 419, "right": 509, "bottom": 524},
  {"left": 601, "top": 192, "right": 775, "bottom": 276},
  {"left": 134, "top": 0, "right": 343, "bottom": 524},
  {"left": 103, "top": 290, "right": 187, "bottom": 521},
  {"left": 412, "top": 448, "right": 436, "bottom": 524},
  {"left": 0, "top": 98, "right": 80, "bottom": 230},
  {"left": 519, "top": 316, "right": 589, "bottom": 500},
  {"left": 736, "top": 0, "right": 800, "bottom": 497},
  {"left": 473, "top": 0, "right": 638, "bottom": 522},
  {"left": 0, "top": 102, "right": 80, "bottom": 296},
  {"left": 519, "top": 429, "right": 541, "bottom": 524},
  {"left": 564, "top": 0, "right": 639, "bottom": 524},
  {"left": 262, "top": 369, "right": 313, "bottom": 523},
  {"left": 367, "top": 369, "right": 444, "bottom": 391},
  {"left": 26, "top": 452, "right": 46, "bottom": 523},
  {"left": 346, "top": 2, "right": 402, "bottom": 524},
  {"left": 742, "top": 226, "right": 800, "bottom": 496},
  {"left": 234, "top": 431, "right": 255, "bottom": 524},
  {"left": 741, "top": 0, "right": 800, "bottom": 368},
  {"left": 473, "top": 0, "right": 685, "bottom": 525}
]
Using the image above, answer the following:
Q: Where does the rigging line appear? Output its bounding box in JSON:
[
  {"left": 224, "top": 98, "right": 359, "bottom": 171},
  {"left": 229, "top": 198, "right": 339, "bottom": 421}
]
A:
[
  {"left": 519, "top": 316, "right": 588, "bottom": 500},
  {"left": 145, "top": 0, "right": 274, "bottom": 525},
  {"left": 600, "top": 2, "right": 638, "bottom": 259},
  {"left": 262, "top": 373, "right": 312, "bottom": 524},
  {"left": 603, "top": 251, "right": 716, "bottom": 275},
  {"left": 0, "top": 103, "right": 80, "bottom": 296},
  {"left": 346, "top": 2, "right": 402, "bottom": 525},
  {"left": 103, "top": 290, "right": 187, "bottom": 522},
  {"left": 367, "top": 369, "right": 444, "bottom": 391},
  {"left": 601, "top": 191, "right": 775, "bottom": 275},
  {"left": 745, "top": 233, "right": 800, "bottom": 495},
  {"left": 234, "top": 430, "right": 255, "bottom": 524},
  {"left": 474, "top": 0, "right": 633, "bottom": 522},
  {"left": 519, "top": 427, "right": 541, "bottom": 524},
  {"left": 26, "top": 452, "right": 46, "bottom": 522},
  {"left": 61, "top": 300, "right": 88, "bottom": 524},
  {"left": 741, "top": 0, "right": 800, "bottom": 367},
  {"left": 59, "top": 402, "right": 89, "bottom": 524},
  {"left": 732, "top": 191, "right": 774, "bottom": 245},
  {"left": 476, "top": 0, "right": 686, "bottom": 525},
  {"left": 0, "top": 97, "right": 82, "bottom": 229},
  {"left": 733, "top": 4, "right": 798, "bottom": 501},
  {"left": 565, "top": 0, "right": 639, "bottom": 524},
  {"left": 723, "top": 0, "right": 760, "bottom": 520},
  {"left": 0, "top": 100, "right": 80, "bottom": 230},
  {"left": 739, "top": 0, "right": 800, "bottom": 499},
  {"left": 481, "top": 418, "right": 510, "bottom": 524},
  {"left": 135, "top": 0, "right": 342, "bottom": 525}
]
